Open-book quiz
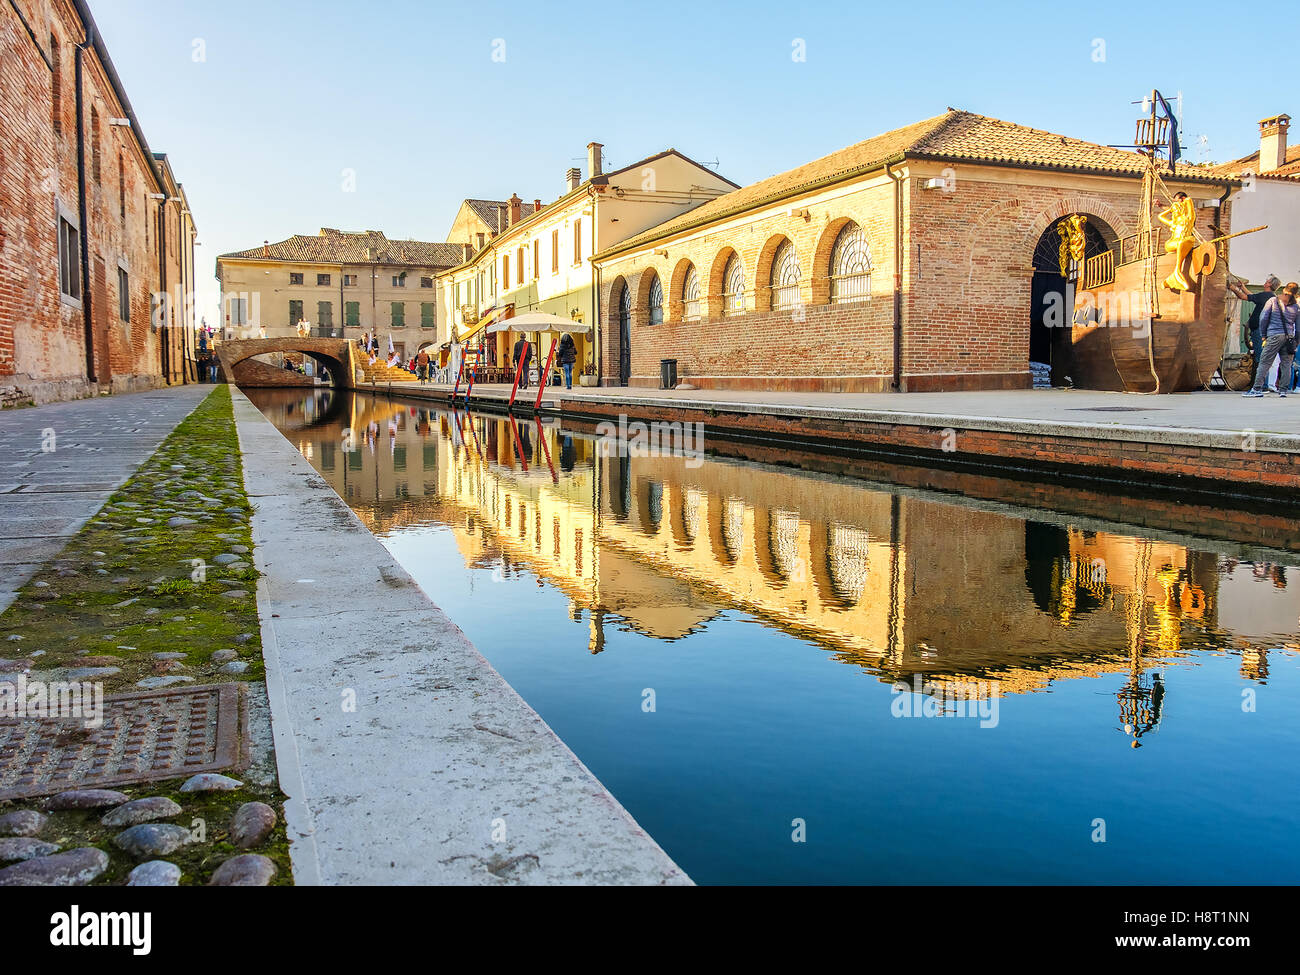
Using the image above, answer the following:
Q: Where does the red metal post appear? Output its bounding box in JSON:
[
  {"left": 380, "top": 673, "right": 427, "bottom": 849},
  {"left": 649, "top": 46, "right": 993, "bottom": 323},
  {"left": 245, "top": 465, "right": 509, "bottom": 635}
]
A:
[
  {"left": 465, "top": 349, "right": 478, "bottom": 400},
  {"left": 451, "top": 355, "right": 465, "bottom": 400},
  {"left": 534, "top": 338, "right": 557, "bottom": 412}
]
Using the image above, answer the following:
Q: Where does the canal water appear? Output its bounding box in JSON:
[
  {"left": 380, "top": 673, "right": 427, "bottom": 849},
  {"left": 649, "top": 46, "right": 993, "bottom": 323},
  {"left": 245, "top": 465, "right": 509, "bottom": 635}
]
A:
[{"left": 249, "top": 387, "right": 1300, "bottom": 885}]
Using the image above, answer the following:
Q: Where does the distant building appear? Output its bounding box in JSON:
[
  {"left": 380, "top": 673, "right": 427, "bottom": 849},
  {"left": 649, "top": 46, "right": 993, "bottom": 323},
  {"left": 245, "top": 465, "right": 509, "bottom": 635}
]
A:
[
  {"left": 592, "top": 110, "right": 1236, "bottom": 391},
  {"left": 435, "top": 143, "right": 736, "bottom": 381},
  {"left": 1211, "top": 114, "right": 1299, "bottom": 285},
  {"left": 216, "top": 229, "right": 464, "bottom": 361},
  {"left": 444, "top": 198, "right": 539, "bottom": 253},
  {"left": 0, "top": 0, "right": 197, "bottom": 404}
]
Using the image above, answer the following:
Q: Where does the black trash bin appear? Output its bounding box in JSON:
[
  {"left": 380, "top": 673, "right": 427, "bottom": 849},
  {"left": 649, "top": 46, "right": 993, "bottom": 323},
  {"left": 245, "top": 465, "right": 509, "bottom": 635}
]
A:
[{"left": 660, "top": 358, "right": 678, "bottom": 389}]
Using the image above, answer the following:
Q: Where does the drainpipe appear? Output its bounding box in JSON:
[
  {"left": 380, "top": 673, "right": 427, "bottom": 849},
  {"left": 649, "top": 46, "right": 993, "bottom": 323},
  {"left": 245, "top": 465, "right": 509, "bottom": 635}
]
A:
[
  {"left": 74, "top": 29, "right": 96, "bottom": 384},
  {"left": 158, "top": 198, "right": 169, "bottom": 383},
  {"left": 886, "top": 162, "right": 904, "bottom": 391},
  {"left": 588, "top": 185, "right": 601, "bottom": 385}
]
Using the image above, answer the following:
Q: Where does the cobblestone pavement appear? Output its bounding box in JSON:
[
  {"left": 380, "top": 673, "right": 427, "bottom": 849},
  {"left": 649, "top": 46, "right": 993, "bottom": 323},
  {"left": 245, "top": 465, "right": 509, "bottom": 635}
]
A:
[{"left": 0, "top": 387, "right": 210, "bottom": 611}]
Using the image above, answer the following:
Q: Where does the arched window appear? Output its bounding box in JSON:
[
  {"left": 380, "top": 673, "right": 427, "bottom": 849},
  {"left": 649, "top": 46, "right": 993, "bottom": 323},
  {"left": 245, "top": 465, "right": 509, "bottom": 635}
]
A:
[
  {"left": 770, "top": 240, "right": 800, "bottom": 310},
  {"left": 829, "top": 222, "right": 871, "bottom": 303},
  {"left": 647, "top": 273, "right": 663, "bottom": 325},
  {"left": 722, "top": 254, "right": 744, "bottom": 316},
  {"left": 682, "top": 264, "right": 701, "bottom": 321}
]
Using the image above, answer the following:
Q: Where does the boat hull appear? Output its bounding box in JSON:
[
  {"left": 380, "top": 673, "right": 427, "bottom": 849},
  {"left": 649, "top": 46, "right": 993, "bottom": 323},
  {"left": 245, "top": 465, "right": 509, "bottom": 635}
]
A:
[{"left": 1070, "top": 253, "right": 1228, "bottom": 393}]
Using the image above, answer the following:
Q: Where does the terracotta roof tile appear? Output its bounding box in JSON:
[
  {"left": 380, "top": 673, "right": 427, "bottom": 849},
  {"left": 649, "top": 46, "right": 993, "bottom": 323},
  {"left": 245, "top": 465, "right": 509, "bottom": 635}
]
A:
[
  {"left": 601, "top": 110, "right": 1233, "bottom": 257},
  {"left": 464, "top": 199, "right": 538, "bottom": 227},
  {"left": 1207, "top": 143, "right": 1300, "bottom": 181},
  {"left": 220, "top": 228, "right": 464, "bottom": 267}
]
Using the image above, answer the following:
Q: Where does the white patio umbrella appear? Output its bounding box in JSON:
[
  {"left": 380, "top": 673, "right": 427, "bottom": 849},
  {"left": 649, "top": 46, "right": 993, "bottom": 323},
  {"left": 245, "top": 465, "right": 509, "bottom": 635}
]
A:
[{"left": 486, "top": 312, "right": 591, "bottom": 334}]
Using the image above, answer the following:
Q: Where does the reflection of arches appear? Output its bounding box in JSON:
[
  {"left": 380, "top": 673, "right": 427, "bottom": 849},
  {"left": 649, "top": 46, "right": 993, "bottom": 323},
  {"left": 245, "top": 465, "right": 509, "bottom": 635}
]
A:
[
  {"left": 707, "top": 494, "right": 743, "bottom": 565},
  {"left": 1023, "top": 521, "right": 1103, "bottom": 621},
  {"left": 809, "top": 522, "right": 870, "bottom": 609},
  {"left": 636, "top": 479, "right": 663, "bottom": 535},
  {"left": 608, "top": 452, "right": 631, "bottom": 519},
  {"left": 671, "top": 485, "right": 703, "bottom": 547},
  {"left": 753, "top": 508, "right": 800, "bottom": 586}
]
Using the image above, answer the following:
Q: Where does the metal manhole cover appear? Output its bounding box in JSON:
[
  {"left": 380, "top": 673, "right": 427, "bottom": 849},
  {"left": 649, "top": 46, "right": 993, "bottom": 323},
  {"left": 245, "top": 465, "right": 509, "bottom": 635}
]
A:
[
  {"left": 0, "top": 684, "right": 245, "bottom": 801},
  {"left": 1066, "top": 407, "right": 1170, "bottom": 412}
]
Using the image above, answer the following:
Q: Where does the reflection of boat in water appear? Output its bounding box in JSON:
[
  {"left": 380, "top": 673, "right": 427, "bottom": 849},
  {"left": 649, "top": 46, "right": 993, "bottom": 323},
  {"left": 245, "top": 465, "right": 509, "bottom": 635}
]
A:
[{"left": 1068, "top": 90, "right": 1263, "bottom": 392}]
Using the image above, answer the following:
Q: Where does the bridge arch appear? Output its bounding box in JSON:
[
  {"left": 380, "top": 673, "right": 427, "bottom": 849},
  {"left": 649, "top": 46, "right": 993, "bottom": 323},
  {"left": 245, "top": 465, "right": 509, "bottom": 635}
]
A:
[{"left": 215, "top": 337, "right": 356, "bottom": 388}]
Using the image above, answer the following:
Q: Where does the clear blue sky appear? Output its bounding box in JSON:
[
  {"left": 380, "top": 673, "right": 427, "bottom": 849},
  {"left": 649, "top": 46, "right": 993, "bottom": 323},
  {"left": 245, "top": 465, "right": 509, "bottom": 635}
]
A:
[{"left": 90, "top": 0, "right": 1292, "bottom": 322}]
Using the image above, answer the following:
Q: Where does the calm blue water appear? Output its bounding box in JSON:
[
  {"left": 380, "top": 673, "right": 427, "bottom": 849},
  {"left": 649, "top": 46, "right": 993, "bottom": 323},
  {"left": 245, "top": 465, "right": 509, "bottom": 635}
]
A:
[{"left": 253, "top": 388, "right": 1300, "bottom": 885}]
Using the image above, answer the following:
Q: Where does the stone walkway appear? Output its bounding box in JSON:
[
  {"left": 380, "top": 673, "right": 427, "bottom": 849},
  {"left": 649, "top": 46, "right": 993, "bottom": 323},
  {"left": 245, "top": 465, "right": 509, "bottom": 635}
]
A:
[
  {"left": 0, "top": 387, "right": 211, "bottom": 612},
  {"left": 231, "top": 387, "right": 691, "bottom": 885},
  {"left": 371, "top": 380, "right": 1300, "bottom": 444}
]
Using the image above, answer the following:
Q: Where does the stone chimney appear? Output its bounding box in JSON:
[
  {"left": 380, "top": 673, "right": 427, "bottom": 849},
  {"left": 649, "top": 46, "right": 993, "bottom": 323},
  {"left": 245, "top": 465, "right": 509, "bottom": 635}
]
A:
[
  {"left": 261, "top": 240, "right": 269, "bottom": 257},
  {"left": 1259, "top": 114, "right": 1290, "bottom": 173},
  {"left": 462, "top": 242, "right": 472, "bottom": 263},
  {"left": 508, "top": 193, "right": 522, "bottom": 226},
  {"left": 534, "top": 198, "right": 542, "bottom": 214},
  {"left": 587, "top": 142, "right": 603, "bottom": 178},
  {"left": 565, "top": 167, "right": 581, "bottom": 193},
  {"left": 496, "top": 205, "right": 506, "bottom": 235}
]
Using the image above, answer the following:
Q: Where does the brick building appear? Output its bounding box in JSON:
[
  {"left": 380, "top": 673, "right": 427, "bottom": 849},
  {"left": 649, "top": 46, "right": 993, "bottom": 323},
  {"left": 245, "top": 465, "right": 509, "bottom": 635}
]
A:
[
  {"left": 216, "top": 229, "right": 464, "bottom": 362},
  {"left": 592, "top": 110, "right": 1235, "bottom": 392},
  {"left": 0, "top": 0, "right": 197, "bottom": 405}
]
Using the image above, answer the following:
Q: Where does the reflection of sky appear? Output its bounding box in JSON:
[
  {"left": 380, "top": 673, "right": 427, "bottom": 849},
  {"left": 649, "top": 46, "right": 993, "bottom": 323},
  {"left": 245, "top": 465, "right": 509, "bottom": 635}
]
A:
[{"left": 252, "top": 389, "right": 1300, "bottom": 884}]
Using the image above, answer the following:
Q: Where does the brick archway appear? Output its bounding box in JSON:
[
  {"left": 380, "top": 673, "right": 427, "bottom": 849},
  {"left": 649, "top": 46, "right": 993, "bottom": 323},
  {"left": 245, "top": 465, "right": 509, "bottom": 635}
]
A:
[
  {"left": 1020, "top": 195, "right": 1130, "bottom": 257},
  {"left": 215, "top": 337, "right": 355, "bottom": 388}
]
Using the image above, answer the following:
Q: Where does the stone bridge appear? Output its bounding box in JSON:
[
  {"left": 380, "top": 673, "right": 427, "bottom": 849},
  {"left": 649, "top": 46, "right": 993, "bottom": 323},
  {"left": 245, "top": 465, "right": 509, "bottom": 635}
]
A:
[{"left": 215, "top": 337, "right": 358, "bottom": 389}]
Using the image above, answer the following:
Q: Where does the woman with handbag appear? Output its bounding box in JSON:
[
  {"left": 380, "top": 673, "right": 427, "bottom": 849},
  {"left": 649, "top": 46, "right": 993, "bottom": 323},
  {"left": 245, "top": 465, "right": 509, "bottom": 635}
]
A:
[{"left": 1244, "top": 283, "right": 1299, "bottom": 398}]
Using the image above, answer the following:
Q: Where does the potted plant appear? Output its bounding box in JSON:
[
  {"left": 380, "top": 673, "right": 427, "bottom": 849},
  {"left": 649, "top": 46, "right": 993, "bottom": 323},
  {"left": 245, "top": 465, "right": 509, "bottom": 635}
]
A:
[{"left": 578, "top": 359, "right": 598, "bottom": 387}]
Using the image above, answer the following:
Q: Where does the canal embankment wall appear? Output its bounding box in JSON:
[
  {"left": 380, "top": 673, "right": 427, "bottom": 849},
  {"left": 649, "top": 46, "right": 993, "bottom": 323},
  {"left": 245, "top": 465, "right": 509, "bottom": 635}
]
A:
[{"left": 229, "top": 385, "right": 691, "bottom": 885}]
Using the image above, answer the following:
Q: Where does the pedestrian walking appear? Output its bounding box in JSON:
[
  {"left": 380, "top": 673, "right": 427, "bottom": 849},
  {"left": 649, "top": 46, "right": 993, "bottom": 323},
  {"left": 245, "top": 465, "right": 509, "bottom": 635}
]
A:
[
  {"left": 513, "top": 335, "right": 532, "bottom": 389},
  {"left": 1244, "top": 282, "right": 1299, "bottom": 398},
  {"left": 558, "top": 332, "right": 577, "bottom": 389},
  {"left": 415, "top": 349, "right": 430, "bottom": 383},
  {"left": 1229, "top": 274, "right": 1280, "bottom": 368}
]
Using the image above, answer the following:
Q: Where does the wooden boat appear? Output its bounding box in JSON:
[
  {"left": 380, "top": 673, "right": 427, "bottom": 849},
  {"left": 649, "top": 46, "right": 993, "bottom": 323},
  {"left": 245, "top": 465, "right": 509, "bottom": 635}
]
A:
[
  {"left": 1067, "top": 91, "right": 1262, "bottom": 393},
  {"left": 1070, "top": 238, "right": 1231, "bottom": 393}
]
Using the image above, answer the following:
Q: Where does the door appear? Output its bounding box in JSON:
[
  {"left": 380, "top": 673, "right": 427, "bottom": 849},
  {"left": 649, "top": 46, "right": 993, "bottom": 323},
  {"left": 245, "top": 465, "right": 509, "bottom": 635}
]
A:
[{"left": 618, "top": 285, "right": 631, "bottom": 386}]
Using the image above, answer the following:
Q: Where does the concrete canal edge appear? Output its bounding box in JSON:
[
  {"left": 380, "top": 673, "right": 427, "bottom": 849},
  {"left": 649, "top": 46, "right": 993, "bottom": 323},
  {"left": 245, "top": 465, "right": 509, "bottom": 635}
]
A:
[{"left": 229, "top": 386, "right": 691, "bottom": 885}]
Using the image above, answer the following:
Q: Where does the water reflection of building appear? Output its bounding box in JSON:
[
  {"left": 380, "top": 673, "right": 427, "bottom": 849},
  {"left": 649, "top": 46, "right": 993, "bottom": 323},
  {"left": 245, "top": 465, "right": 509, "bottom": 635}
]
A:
[{"left": 248, "top": 390, "right": 1298, "bottom": 728}]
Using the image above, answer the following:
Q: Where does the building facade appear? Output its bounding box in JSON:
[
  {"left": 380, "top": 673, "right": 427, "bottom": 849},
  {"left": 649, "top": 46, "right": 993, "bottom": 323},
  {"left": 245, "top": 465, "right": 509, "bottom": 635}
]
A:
[
  {"left": 1, "top": 0, "right": 197, "bottom": 404},
  {"left": 593, "top": 111, "right": 1235, "bottom": 392},
  {"left": 216, "top": 229, "right": 464, "bottom": 362},
  {"left": 1213, "top": 114, "right": 1299, "bottom": 286},
  {"left": 435, "top": 143, "right": 736, "bottom": 381}
]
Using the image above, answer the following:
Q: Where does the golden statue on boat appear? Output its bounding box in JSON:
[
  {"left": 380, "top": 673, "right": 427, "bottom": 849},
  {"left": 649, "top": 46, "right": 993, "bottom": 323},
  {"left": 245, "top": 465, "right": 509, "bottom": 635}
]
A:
[{"left": 1067, "top": 89, "right": 1265, "bottom": 392}]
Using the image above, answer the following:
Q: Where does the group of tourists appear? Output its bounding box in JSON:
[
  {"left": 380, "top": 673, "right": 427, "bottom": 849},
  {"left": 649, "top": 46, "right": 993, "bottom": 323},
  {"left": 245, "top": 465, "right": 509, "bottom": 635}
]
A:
[
  {"left": 1231, "top": 276, "right": 1300, "bottom": 397},
  {"left": 510, "top": 332, "right": 578, "bottom": 390}
]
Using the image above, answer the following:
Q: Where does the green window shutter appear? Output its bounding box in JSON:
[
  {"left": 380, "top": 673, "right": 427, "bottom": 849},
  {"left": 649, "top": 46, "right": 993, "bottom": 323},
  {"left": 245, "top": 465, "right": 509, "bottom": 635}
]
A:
[
  {"left": 420, "top": 302, "right": 434, "bottom": 327},
  {"left": 345, "top": 301, "right": 360, "bottom": 326},
  {"left": 392, "top": 302, "right": 405, "bottom": 327},
  {"left": 317, "top": 301, "right": 333, "bottom": 328}
]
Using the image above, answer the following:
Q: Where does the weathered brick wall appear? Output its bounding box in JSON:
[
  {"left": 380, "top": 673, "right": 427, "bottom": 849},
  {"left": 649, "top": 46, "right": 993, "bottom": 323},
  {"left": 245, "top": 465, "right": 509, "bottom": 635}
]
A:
[
  {"left": 593, "top": 163, "right": 1231, "bottom": 393},
  {"left": 0, "top": 0, "right": 166, "bottom": 404},
  {"left": 597, "top": 178, "right": 898, "bottom": 391},
  {"left": 905, "top": 164, "right": 1229, "bottom": 386}
]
